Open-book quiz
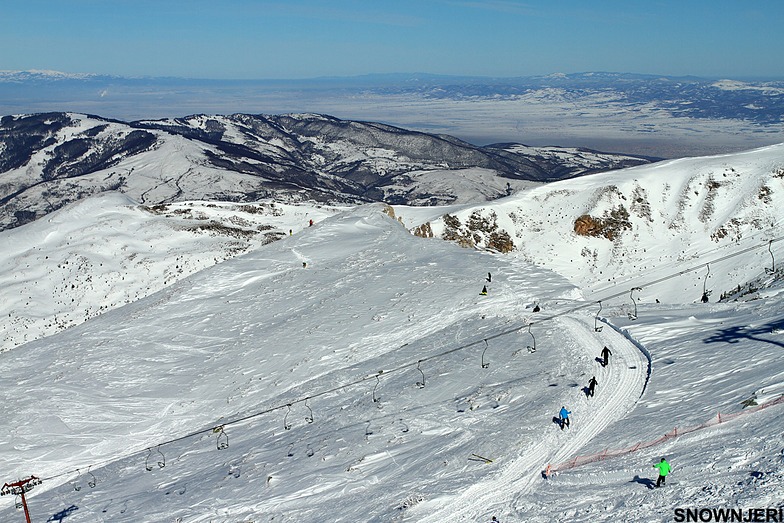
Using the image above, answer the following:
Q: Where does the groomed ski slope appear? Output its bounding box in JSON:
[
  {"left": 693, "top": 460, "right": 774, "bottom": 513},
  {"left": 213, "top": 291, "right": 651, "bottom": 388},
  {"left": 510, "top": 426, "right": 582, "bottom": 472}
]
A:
[
  {"left": 1, "top": 203, "right": 591, "bottom": 522},
  {"left": 413, "top": 315, "right": 650, "bottom": 522}
]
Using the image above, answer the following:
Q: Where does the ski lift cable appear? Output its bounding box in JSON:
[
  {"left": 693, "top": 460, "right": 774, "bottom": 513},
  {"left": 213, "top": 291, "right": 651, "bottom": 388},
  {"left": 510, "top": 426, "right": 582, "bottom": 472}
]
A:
[
  {"left": 41, "top": 332, "right": 519, "bottom": 482},
  {"left": 38, "top": 234, "right": 784, "bottom": 484},
  {"left": 591, "top": 235, "right": 784, "bottom": 297}
]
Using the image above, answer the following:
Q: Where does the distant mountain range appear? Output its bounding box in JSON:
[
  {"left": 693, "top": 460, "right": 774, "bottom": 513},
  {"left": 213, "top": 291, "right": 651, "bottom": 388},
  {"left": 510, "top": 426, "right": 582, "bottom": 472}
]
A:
[
  {"left": 0, "top": 112, "right": 651, "bottom": 231},
  {"left": 2, "top": 71, "right": 783, "bottom": 158},
  {"left": 3, "top": 70, "right": 783, "bottom": 125}
]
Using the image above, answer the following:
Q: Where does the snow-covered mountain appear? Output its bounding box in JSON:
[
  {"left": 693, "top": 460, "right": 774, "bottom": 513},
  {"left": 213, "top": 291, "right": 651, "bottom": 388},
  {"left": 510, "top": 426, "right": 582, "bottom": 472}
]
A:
[
  {"left": 410, "top": 143, "right": 784, "bottom": 304},
  {"left": 0, "top": 112, "right": 650, "bottom": 231},
  {"left": 1, "top": 142, "right": 783, "bottom": 522}
]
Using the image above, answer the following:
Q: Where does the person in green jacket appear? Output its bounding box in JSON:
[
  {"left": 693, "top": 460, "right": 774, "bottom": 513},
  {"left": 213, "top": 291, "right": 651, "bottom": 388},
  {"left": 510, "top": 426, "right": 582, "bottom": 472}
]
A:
[{"left": 653, "top": 457, "right": 671, "bottom": 487}]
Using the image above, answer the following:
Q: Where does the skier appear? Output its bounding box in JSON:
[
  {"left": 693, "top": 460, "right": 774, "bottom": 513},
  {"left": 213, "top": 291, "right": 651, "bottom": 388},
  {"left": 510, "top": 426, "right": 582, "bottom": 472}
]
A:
[
  {"left": 486, "top": 272, "right": 492, "bottom": 283},
  {"left": 587, "top": 376, "right": 597, "bottom": 397},
  {"left": 309, "top": 219, "right": 314, "bottom": 227},
  {"left": 653, "top": 457, "right": 671, "bottom": 487},
  {"left": 480, "top": 285, "right": 488, "bottom": 296},
  {"left": 559, "top": 406, "right": 571, "bottom": 430},
  {"left": 600, "top": 346, "right": 612, "bottom": 367}
]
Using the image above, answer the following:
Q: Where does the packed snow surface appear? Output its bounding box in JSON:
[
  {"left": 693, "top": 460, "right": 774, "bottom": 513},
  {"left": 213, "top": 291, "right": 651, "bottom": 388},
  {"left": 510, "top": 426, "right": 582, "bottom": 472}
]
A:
[{"left": 1, "top": 144, "right": 784, "bottom": 522}]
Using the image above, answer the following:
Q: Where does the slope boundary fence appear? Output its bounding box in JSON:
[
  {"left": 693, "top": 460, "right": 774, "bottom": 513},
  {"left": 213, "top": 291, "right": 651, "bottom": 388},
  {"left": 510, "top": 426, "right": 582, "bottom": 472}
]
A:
[{"left": 544, "top": 393, "right": 784, "bottom": 478}]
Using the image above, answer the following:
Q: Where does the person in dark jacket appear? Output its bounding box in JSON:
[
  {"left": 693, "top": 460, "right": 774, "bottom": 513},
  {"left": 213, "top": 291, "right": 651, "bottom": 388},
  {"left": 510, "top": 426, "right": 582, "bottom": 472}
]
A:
[
  {"left": 587, "top": 376, "right": 598, "bottom": 397},
  {"left": 600, "top": 346, "right": 612, "bottom": 367}
]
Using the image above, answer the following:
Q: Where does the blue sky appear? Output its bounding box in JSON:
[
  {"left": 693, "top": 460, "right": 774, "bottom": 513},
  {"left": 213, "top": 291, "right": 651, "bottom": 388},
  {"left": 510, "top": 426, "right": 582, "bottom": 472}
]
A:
[{"left": 1, "top": 0, "right": 782, "bottom": 80}]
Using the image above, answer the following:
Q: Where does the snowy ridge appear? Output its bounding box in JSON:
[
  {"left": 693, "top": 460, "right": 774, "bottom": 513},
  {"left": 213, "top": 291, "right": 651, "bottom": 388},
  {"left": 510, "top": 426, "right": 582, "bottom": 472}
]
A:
[
  {"left": 0, "top": 111, "right": 651, "bottom": 230},
  {"left": 0, "top": 194, "right": 346, "bottom": 353},
  {"left": 414, "top": 143, "right": 784, "bottom": 304}
]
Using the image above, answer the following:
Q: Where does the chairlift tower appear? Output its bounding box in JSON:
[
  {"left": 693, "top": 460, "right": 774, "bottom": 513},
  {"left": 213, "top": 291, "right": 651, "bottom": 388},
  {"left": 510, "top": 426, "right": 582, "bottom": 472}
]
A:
[{"left": 2, "top": 475, "right": 42, "bottom": 523}]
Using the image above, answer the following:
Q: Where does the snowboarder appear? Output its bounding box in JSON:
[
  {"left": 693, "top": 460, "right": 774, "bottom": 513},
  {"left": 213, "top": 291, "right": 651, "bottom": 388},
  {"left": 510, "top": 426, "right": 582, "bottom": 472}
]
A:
[
  {"left": 480, "top": 285, "right": 488, "bottom": 295},
  {"left": 532, "top": 303, "right": 541, "bottom": 312},
  {"left": 587, "top": 376, "right": 597, "bottom": 397},
  {"left": 653, "top": 457, "right": 671, "bottom": 487},
  {"left": 600, "top": 346, "right": 612, "bottom": 367},
  {"left": 559, "top": 406, "right": 571, "bottom": 430}
]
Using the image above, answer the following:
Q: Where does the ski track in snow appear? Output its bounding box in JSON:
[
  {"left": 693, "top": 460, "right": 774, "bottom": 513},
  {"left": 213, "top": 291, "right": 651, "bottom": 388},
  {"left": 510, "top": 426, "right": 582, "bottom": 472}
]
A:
[{"left": 412, "top": 315, "right": 650, "bottom": 522}]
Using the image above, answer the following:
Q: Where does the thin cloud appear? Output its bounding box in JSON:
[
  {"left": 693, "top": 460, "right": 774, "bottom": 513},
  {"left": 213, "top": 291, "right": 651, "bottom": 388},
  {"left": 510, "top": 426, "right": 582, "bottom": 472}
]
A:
[
  {"left": 443, "top": 0, "right": 537, "bottom": 16},
  {"left": 242, "top": 2, "right": 425, "bottom": 28}
]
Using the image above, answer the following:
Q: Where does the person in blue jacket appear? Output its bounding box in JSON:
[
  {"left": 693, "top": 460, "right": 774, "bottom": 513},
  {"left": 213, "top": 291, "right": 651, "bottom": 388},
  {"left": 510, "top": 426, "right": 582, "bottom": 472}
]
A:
[{"left": 559, "top": 406, "right": 571, "bottom": 429}]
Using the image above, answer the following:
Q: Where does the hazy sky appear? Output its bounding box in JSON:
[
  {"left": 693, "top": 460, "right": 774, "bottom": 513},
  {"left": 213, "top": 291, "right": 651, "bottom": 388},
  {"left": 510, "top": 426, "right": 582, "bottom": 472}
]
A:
[{"left": 1, "top": 0, "right": 782, "bottom": 80}]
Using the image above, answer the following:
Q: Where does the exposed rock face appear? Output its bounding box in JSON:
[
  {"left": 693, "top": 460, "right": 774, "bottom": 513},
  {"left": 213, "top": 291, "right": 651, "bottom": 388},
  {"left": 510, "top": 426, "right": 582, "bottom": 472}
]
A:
[
  {"left": 573, "top": 206, "right": 632, "bottom": 241},
  {"left": 441, "top": 210, "right": 515, "bottom": 253}
]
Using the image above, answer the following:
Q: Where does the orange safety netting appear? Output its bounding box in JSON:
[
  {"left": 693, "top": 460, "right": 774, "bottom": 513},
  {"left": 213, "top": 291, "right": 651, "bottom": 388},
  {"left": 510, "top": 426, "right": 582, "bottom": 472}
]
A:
[{"left": 543, "top": 394, "right": 784, "bottom": 478}]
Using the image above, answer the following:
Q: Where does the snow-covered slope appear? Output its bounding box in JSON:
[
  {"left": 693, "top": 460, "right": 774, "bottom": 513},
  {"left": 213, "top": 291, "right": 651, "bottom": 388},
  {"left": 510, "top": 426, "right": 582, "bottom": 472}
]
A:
[
  {"left": 0, "top": 112, "right": 651, "bottom": 230},
  {"left": 411, "top": 143, "right": 784, "bottom": 305},
  {"left": 1, "top": 144, "right": 783, "bottom": 522},
  {"left": 0, "top": 192, "right": 345, "bottom": 353}
]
